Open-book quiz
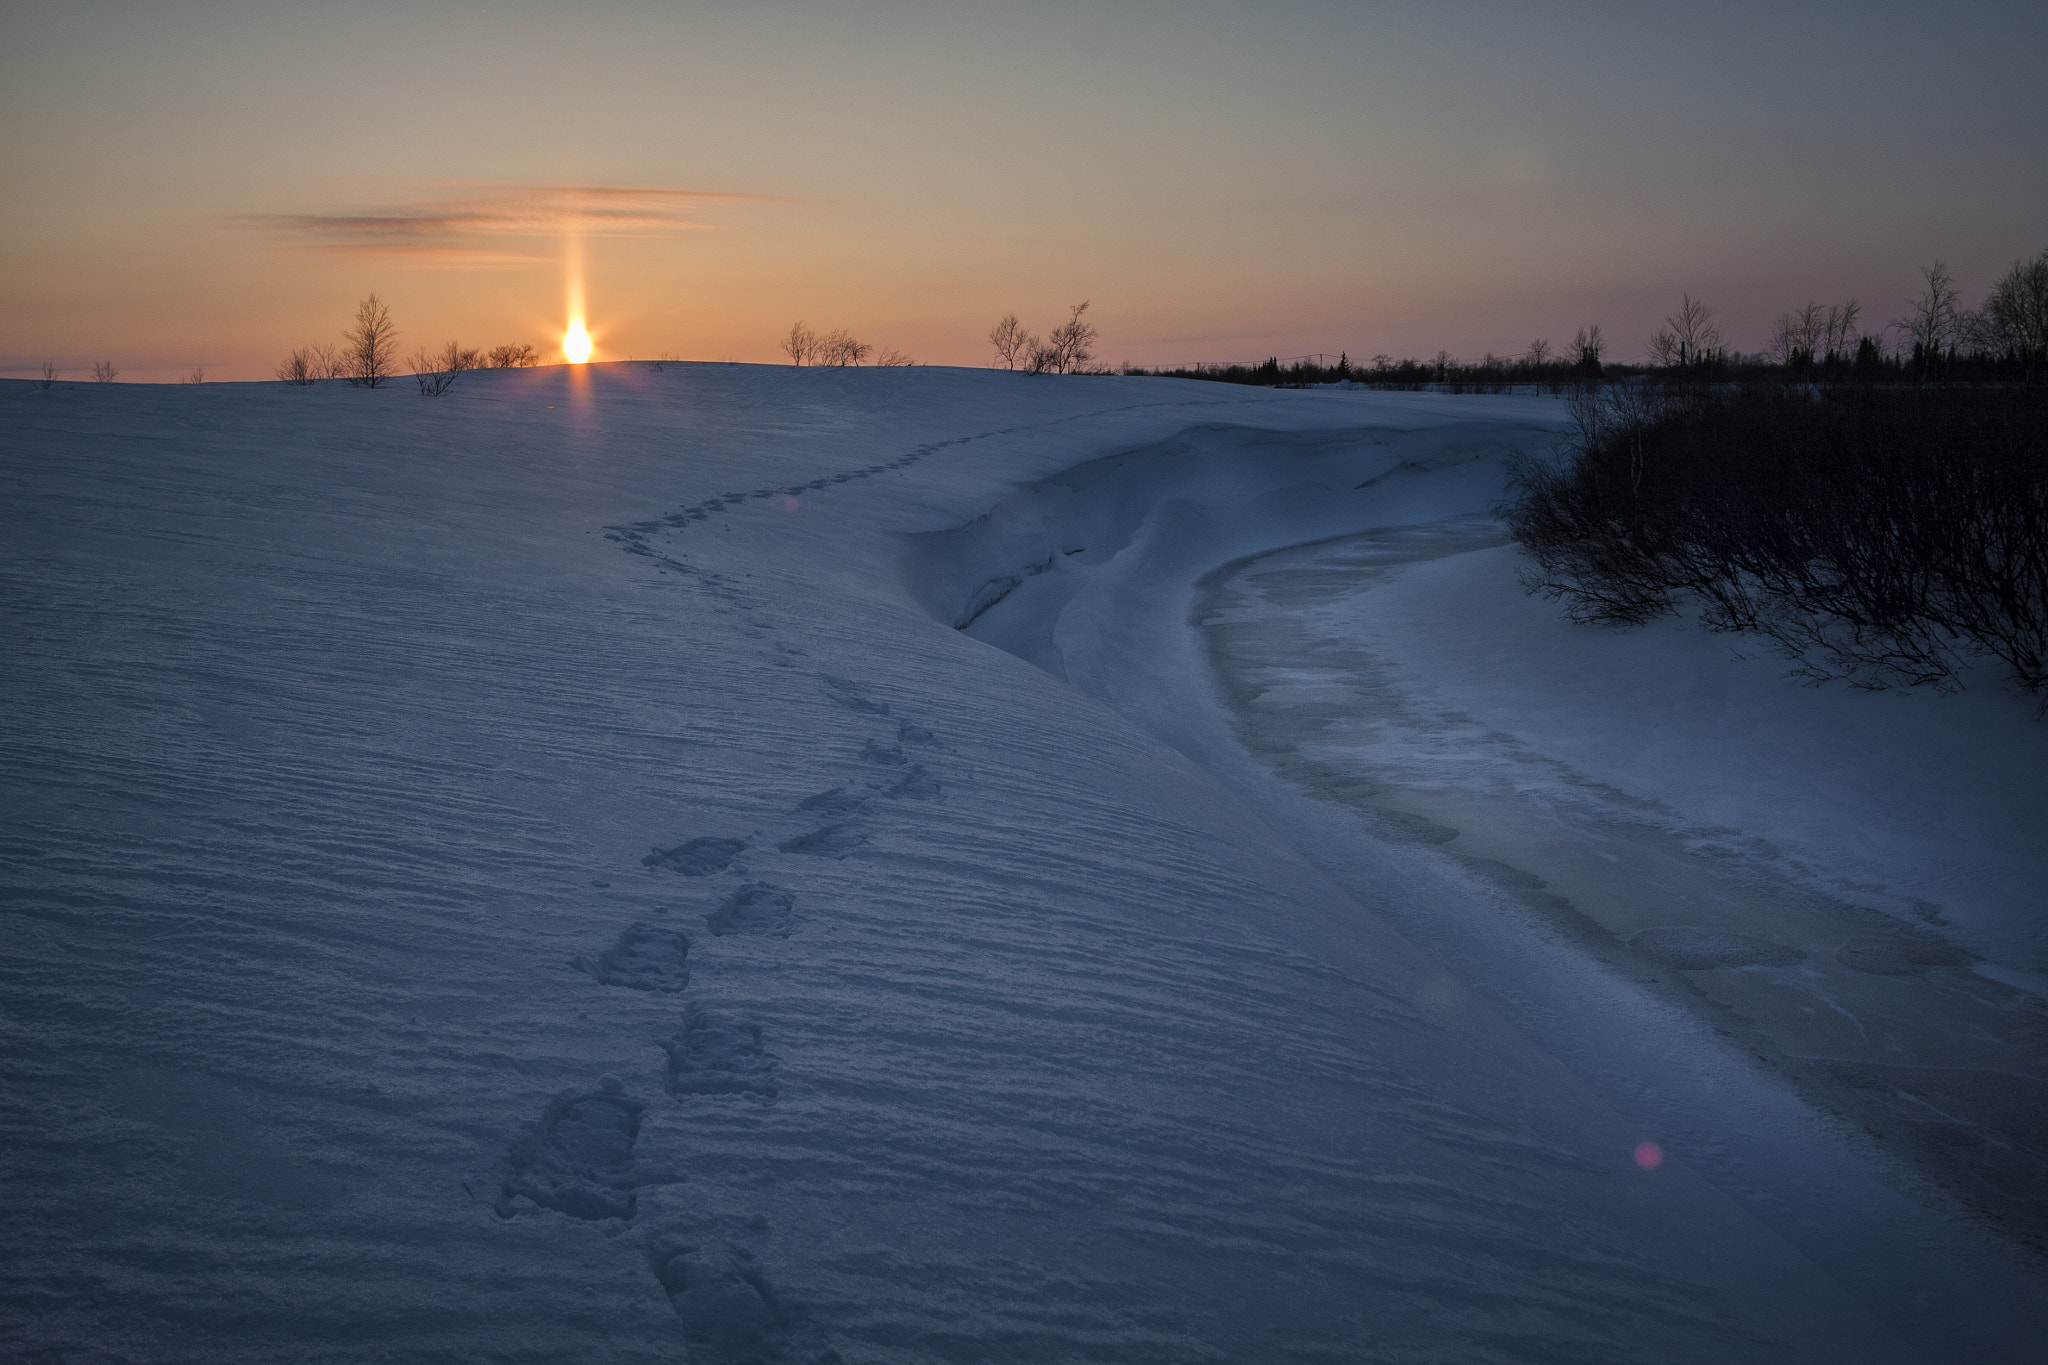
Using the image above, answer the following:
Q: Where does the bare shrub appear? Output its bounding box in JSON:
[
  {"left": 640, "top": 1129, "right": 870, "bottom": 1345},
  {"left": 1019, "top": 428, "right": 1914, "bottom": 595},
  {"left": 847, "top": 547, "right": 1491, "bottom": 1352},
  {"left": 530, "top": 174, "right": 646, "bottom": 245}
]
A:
[
  {"left": 183, "top": 367, "right": 205, "bottom": 385},
  {"left": 873, "top": 348, "right": 913, "bottom": 367},
  {"left": 487, "top": 343, "right": 539, "bottom": 368},
  {"left": 1526, "top": 339, "right": 1552, "bottom": 366},
  {"left": 91, "top": 361, "right": 117, "bottom": 383},
  {"left": 989, "top": 314, "right": 1036, "bottom": 370},
  {"left": 1023, "top": 302, "right": 1098, "bottom": 375},
  {"left": 410, "top": 341, "right": 479, "bottom": 396},
  {"left": 815, "top": 330, "right": 872, "bottom": 367},
  {"left": 36, "top": 360, "right": 56, "bottom": 390},
  {"left": 277, "top": 349, "right": 315, "bottom": 384},
  {"left": 780, "top": 322, "right": 817, "bottom": 366},
  {"left": 344, "top": 293, "right": 399, "bottom": 388},
  {"left": 1504, "top": 383, "right": 2048, "bottom": 707}
]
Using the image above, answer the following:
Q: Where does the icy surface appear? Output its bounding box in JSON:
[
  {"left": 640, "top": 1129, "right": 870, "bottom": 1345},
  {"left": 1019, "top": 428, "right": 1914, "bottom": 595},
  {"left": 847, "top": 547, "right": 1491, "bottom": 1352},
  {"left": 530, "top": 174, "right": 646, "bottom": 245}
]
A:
[{"left": 1, "top": 366, "right": 2042, "bottom": 1363}]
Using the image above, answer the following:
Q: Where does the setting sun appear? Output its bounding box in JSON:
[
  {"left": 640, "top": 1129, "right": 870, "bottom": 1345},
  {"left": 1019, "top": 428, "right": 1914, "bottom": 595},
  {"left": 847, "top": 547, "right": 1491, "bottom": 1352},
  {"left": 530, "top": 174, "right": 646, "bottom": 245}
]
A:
[{"left": 562, "top": 319, "right": 592, "bottom": 365}]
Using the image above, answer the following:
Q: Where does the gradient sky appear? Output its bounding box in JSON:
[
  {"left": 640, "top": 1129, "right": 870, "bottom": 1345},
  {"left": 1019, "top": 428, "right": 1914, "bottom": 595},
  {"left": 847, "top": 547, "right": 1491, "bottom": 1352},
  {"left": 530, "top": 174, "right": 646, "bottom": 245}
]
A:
[{"left": 3, "top": 0, "right": 2044, "bottom": 380}]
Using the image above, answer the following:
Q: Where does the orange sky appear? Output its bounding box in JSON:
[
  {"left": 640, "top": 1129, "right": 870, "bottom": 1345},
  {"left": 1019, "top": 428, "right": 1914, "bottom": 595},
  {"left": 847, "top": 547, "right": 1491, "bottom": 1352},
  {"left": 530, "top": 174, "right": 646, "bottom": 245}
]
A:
[{"left": 4, "top": 1, "right": 2045, "bottom": 381}]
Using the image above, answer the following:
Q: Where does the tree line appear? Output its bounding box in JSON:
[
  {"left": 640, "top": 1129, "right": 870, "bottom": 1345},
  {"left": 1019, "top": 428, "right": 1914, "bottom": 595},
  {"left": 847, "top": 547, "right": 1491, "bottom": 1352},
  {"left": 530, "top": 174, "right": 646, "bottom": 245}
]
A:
[{"left": 275, "top": 295, "right": 540, "bottom": 393}]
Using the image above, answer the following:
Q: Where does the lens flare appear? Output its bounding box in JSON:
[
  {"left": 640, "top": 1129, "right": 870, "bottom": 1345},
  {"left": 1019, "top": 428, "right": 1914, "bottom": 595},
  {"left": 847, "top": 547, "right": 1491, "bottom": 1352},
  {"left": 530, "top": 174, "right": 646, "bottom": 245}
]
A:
[{"left": 563, "top": 319, "right": 593, "bottom": 365}]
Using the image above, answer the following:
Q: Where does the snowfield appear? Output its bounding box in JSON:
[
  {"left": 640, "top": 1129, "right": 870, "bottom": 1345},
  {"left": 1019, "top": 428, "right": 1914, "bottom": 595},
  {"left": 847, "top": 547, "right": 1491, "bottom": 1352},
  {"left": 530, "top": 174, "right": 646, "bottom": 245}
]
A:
[{"left": 2, "top": 365, "right": 2042, "bottom": 1363}]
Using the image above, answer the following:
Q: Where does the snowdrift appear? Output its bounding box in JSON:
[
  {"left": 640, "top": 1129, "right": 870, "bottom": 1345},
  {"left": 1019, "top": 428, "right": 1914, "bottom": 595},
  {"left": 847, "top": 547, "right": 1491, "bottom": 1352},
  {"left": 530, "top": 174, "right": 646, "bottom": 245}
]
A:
[{"left": 1, "top": 365, "right": 2041, "bottom": 1363}]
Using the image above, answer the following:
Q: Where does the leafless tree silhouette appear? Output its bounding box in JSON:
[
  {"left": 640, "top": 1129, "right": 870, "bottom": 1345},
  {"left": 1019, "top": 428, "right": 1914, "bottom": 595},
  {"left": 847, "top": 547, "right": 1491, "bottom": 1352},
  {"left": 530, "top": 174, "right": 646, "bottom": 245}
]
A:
[
  {"left": 780, "top": 322, "right": 817, "bottom": 366},
  {"left": 989, "top": 314, "right": 1035, "bottom": 370},
  {"left": 36, "top": 361, "right": 57, "bottom": 390},
  {"left": 410, "top": 341, "right": 480, "bottom": 396},
  {"left": 344, "top": 293, "right": 399, "bottom": 388},
  {"left": 815, "top": 330, "right": 872, "bottom": 366},
  {"left": 1525, "top": 339, "right": 1552, "bottom": 366},
  {"left": 1027, "top": 303, "right": 1097, "bottom": 374},
  {"left": 183, "top": 367, "right": 205, "bottom": 385},
  {"left": 1976, "top": 248, "right": 2048, "bottom": 378},
  {"left": 1897, "top": 262, "right": 1965, "bottom": 366},
  {"left": 1571, "top": 325, "right": 1606, "bottom": 370},
  {"left": 1648, "top": 293, "right": 1723, "bottom": 367},
  {"left": 873, "top": 348, "right": 913, "bottom": 367},
  {"left": 91, "top": 361, "right": 117, "bottom": 383},
  {"left": 487, "top": 343, "right": 539, "bottom": 368}
]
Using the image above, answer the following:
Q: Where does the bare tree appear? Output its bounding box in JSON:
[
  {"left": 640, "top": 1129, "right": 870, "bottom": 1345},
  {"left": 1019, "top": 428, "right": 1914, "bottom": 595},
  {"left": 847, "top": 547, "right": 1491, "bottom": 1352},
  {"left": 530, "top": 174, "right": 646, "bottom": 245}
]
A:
[
  {"left": 1822, "top": 301, "right": 1862, "bottom": 361},
  {"left": 1897, "top": 261, "right": 1964, "bottom": 366},
  {"left": 307, "top": 342, "right": 344, "bottom": 380},
  {"left": 487, "top": 343, "right": 539, "bottom": 368},
  {"left": 1572, "top": 325, "right": 1606, "bottom": 370},
  {"left": 183, "top": 367, "right": 205, "bottom": 385},
  {"left": 1046, "top": 302, "right": 1098, "bottom": 374},
  {"left": 36, "top": 360, "right": 57, "bottom": 390},
  {"left": 780, "top": 322, "right": 817, "bottom": 366},
  {"left": 1655, "top": 292, "right": 1723, "bottom": 367},
  {"left": 90, "top": 360, "right": 117, "bottom": 383},
  {"left": 988, "top": 313, "right": 1035, "bottom": 370},
  {"left": 277, "top": 349, "right": 316, "bottom": 384},
  {"left": 1977, "top": 248, "right": 2048, "bottom": 373},
  {"left": 1526, "top": 338, "right": 1552, "bottom": 366},
  {"left": 814, "top": 330, "right": 871, "bottom": 366},
  {"left": 344, "top": 293, "right": 399, "bottom": 388},
  {"left": 873, "top": 348, "right": 913, "bottom": 367},
  {"left": 410, "top": 341, "right": 480, "bottom": 396}
]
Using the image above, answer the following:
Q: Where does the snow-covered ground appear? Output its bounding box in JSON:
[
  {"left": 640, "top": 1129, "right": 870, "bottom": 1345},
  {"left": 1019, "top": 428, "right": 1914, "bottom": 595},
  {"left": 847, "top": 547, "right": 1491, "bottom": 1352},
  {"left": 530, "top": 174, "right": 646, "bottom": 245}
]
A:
[{"left": 2, "top": 365, "right": 2042, "bottom": 1363}]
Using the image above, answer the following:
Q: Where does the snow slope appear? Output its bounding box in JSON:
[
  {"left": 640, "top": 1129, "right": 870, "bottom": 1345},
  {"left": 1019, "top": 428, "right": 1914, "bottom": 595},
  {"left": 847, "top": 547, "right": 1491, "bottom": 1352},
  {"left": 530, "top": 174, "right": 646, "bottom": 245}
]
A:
[{"left": 1, "top": 365, "right": 2041, "bottom": 1363}]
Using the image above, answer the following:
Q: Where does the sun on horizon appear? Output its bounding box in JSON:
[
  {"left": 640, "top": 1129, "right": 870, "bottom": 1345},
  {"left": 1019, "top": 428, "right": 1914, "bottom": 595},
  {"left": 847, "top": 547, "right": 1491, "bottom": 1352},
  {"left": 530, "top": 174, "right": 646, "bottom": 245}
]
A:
[{"left": 562, "top": 319, "right": 592, "bottom": 365}]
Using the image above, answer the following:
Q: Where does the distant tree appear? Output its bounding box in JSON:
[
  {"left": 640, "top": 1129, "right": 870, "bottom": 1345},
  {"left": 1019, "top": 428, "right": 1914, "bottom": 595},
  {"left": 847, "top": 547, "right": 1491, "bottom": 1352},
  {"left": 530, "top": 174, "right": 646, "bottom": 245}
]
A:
[
  {"left": 90, "top": 360, "right": 117, "bottom": 383},
  {"left": 487, "top": 342, "right": 539, "bottom": 368},
  {"left": 780, "top": 322, "right": 817, "bottom": 366},
  {"left": 1897, "top": 262, "right": 1965, "bottom": 371},
  {"left": 1976, "top": 247, "right": 2048, "bottom": 376},
  {"left": 183, "top": 367, "right": 205, "bottom": 385},
  {"left": 36, "top": 360, "right": 57, "bottom": 390},
  {"left": 814, "top": 330, "right": 871, "bottom": 366},
  {"left": 1822, "top": 301, "right": 1862, "bottom": 362},
  {"left": 1651, "top": 293, "right": 1722, "bottom": 367},
  {"left": 410, "top": 341, "right": 479, "bottom": 396},
  {"left": 1047, "top": 302, "right": 1097, "bottom": 373},
  {"left": 873, "top": 348, "right": 913, "bottom": 367},
  {"left": 1571, "top": 324, "right": 1606, "bottom": 374},
  {"left": 277, "top": 349, "right": 316, "bottom": 385},
  {"left": 1526, "top": 338, "right": 1552, "bottom": 366},
  {"left": 988, "top": 313, "right": 1035, "bottom": 370},
  {"left": 344, "top": 293, "right": 399, "bottom": 388},
  {"left": 1432, "top": 348, "right": 1451, "bottom": 381}
]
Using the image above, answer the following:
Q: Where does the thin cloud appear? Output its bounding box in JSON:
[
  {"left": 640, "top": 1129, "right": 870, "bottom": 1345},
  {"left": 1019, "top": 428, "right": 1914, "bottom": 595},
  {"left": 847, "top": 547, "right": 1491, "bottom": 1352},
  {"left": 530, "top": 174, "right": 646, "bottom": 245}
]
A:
[{"left": 260, "top": 184, "right": 786, "bottom": 261}]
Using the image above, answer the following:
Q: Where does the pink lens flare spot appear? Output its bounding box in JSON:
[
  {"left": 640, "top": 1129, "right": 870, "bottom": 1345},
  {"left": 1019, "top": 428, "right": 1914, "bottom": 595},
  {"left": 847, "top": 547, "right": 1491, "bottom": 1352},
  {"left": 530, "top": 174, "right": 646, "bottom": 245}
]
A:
[
  {"left": 771, "top": 495, "right": 800, "bottom": 513},
  {"left": 1634, "top": 1141, "right": 1664, "bottom": 1170}
]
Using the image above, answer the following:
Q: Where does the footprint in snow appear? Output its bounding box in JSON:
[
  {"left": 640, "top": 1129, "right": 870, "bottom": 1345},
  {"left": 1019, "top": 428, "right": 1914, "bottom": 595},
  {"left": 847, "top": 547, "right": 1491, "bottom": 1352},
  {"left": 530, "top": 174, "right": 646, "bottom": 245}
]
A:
[
  {"left": 705, "top": 883, "right": 797, "bottom": 938},
  {"left": 775, "top": 824, "right": 868, "bottom": 858},
  {"left": 648, "top": 1240, "right": 833, "bottom": 1365},
  {"left": 644, "top": 836, "right": 748, "bottom": 876},
  {"left": 576, "top": 923, "right": 692, "bottom": 993},
  {"left": 497, "top": 1077, "right": 651, "bottom": 1222},
  {"left": 663, "top": 1004, "right": 779, "bottom": 1100},
  {"left": 795, "top": 786, "right": 867, "bottom": 817},
  {"left": 819, "top": 675, "right": 890, "bottom": 715}
]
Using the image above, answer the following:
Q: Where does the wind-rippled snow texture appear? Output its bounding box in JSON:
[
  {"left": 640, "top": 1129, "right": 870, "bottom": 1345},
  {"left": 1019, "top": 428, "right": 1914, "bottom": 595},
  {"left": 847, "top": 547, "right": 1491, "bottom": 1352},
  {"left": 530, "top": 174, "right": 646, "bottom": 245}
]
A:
[{"left": 2, "top": 367, "right": 2040, "bottom": 1364}]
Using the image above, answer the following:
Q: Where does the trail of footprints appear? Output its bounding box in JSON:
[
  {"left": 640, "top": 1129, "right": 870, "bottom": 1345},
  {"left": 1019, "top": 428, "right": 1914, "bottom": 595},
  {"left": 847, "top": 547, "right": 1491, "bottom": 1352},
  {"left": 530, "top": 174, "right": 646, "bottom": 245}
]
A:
[
  {"left": 496, "top": 672, "right": 953, "bottom": 1363},
  {"left": 598, "top": 393, "right": 1213, "bottom": 571}
]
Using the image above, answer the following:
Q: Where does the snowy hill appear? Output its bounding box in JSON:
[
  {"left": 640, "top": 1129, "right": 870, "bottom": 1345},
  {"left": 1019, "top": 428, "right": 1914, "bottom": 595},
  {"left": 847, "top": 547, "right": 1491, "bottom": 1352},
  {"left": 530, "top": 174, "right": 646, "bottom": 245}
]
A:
[{"left": 2, "top": 365, "right": 2042, "bottom": 1363}]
